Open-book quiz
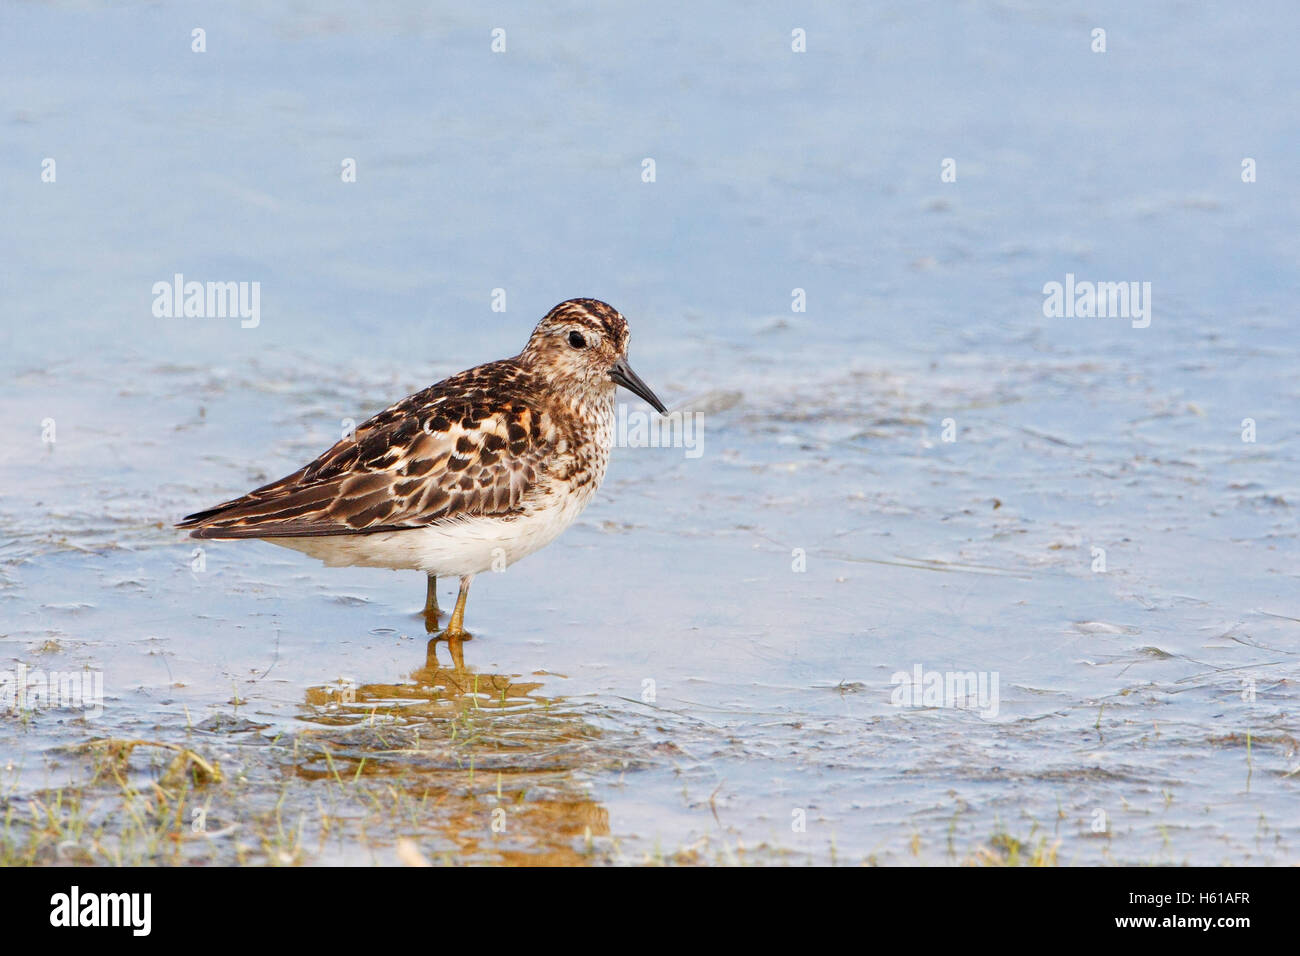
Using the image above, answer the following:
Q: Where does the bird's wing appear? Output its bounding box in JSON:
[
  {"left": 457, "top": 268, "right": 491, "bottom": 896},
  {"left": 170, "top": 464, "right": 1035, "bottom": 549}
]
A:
[{"left": 177, "top": 365, "right": 554, "bottom": 538}]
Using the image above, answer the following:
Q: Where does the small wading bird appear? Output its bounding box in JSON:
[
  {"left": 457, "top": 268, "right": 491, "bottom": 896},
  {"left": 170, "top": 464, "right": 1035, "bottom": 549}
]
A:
[{"left": 178, "top": 298, "right": 666, "bottom": 641}]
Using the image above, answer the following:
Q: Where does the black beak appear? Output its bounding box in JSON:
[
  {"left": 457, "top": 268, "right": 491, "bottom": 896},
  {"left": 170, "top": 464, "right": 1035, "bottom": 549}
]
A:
[{"left": 609, "top": 357, "right": 666, "bottom": 413}]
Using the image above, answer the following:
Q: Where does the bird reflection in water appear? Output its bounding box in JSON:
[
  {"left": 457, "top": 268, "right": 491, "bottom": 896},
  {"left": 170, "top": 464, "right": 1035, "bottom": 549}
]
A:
[{"left": 298, "top": 631, "right": 612, "bottom": 865}]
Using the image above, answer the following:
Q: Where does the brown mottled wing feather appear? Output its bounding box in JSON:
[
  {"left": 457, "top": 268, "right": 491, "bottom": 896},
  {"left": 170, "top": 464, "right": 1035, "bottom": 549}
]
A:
[{"left": 178, "top": 361, "right": 553, "bottom": 538}]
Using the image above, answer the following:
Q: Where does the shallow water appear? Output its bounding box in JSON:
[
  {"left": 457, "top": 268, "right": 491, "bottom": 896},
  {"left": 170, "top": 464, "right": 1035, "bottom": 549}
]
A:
[{"left": 1, "top": 1, "right": 1297, "bottom": 864}]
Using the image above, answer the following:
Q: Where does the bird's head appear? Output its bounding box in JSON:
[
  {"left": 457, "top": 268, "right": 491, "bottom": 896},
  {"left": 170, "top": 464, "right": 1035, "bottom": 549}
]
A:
[{"left": 521, "top": 298, "right": 665, "bottom": 412}]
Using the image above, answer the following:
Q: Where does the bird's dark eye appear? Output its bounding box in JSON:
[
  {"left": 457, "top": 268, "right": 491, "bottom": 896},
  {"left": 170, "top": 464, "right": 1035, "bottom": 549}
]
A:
[{"left": 568, "top": 331, "right": 587, "bottom": 349}]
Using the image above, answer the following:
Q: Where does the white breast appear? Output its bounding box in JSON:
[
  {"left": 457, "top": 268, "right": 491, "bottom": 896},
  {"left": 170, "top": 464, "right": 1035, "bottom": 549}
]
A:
[{"left": 268, "top": 488, "right": 593, "bottom": 575}]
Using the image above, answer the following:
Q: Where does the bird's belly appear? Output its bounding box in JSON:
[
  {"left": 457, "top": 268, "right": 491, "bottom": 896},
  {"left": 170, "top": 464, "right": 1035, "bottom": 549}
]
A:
[{"left": 269, "top": 491, "right": 592, "bottom": 576}]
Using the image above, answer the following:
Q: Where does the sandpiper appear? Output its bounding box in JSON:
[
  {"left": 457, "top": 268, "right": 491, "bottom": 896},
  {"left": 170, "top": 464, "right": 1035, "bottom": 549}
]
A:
[{"left": 177, "top": 298, "right": 665, "bottom": 638}]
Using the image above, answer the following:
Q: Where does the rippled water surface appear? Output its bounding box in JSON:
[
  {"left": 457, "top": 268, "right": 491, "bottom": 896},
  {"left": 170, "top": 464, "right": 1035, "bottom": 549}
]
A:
[{"left": 1, "top": 1, "right": 1298, "bottom": 864}]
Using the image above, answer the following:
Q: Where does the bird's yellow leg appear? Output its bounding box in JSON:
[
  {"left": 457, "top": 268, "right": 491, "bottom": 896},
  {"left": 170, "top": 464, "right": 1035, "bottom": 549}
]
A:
[
  {"left": 444, "top": 576, "right": 472, "bottom": 640},
  {"left": 423, "top": 574, "right": 441, "bottom": 633}
]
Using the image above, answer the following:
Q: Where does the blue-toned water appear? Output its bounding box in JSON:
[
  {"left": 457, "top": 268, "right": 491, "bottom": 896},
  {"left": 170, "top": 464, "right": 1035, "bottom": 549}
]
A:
[{"left": 1, "top": 1, "right": 1297, "bottom": 864}]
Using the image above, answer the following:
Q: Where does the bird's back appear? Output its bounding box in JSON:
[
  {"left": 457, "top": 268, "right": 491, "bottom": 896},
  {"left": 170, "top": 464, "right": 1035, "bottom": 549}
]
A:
[{"left": 177, "top": 355, "right": 606, "bottom": 541}]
